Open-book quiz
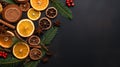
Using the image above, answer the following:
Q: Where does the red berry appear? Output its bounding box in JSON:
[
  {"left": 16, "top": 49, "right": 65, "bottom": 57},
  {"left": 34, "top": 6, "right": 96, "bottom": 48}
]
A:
[
  {"left": 71, "top": 2, "right": 75, "bottom": 6},
  {"left": 67, "top": 3, "right": 71, "bottom": 7},
  {"left": 2, "top": 52, "right": 4, "bottom": 54},
  {"left": 66, "top": 1, "right": 70, "bottom": 4},
  {"left": 0, "top": 53, "right": 2, "bottom": 56},
  {"left": 0, "top": 51, "right": 2, "bottom": 53},
  {"left": 5, "top": 53, "right": 7, "bottom": 56},
  {"left": 3, "top": 56, "right": 7, "bottom": 58},
  {"left": 70, "top": 0, "right": 73, "bottom": 3},
  {"left": 66, "top": 0, "right": 70, "bottom": 2}
]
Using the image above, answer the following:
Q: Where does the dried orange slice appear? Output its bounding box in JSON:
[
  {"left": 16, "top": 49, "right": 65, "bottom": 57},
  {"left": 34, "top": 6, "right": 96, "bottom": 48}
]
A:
[
  {"left": 29, "top": 48, "right": 42, "bottom": 60},
  {"left": 0, "top": 34, "right": 13, "bottom": 48},
  {"left": 16, "top": 19, "right": 35, "bottom": 37},
  {"left": 19, "top": 2, "right": 30, "bottom": 12},
  {"left": 39, "top": 17, "right": 52, "bottom": 30},
  {"left": 0, "top": 3, "right": 3, "bottom": 13},
  {"left": 30, "top": 0, "right": 49, "bottom": 11},
  {"left": 27, "top": 8, "right": 41, "bottom": 20},
  {"left": 28, "top": 35, "right": 41, "bottom": 46},
  {"left": 46, "top": 7, "right": 58, "bottom": 18},
  {"left": 13, "top": 42, "right": 30, "bottom": 59}
]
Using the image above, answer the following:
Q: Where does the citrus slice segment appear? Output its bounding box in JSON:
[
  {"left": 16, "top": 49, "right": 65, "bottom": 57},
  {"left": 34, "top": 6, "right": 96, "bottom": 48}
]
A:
[
  {"left": 27, "top": 8, "right": 41, "bottom": 20},
  {"left": 13, "top": 42, "right": 30, "bottom": 59},
  {"left": 17, "top": 19, "right": 35, "bottom": 37},
  {"left": 29, "top": 48, "right": 42, "bottom": 60},
  {"left": 39, "top": 17, "right": 52, "bottom": 30},
  {"left": 20, "top": 2, "right": 30, "bottom": 12},
  {"left": 28, "top": 35, "right": 41, "bottom": 46},
  {"left": 0, "top": 34, "right": 13, "bottom": 48},
  {"left": 46, "top": 7, "right": 58, "bottom": 18},
  {"left": 30, "top": 0, "right": 49, "bottom": 11},
  {"left": 0, "top": 3, "right": 3, "bottom": 13}
]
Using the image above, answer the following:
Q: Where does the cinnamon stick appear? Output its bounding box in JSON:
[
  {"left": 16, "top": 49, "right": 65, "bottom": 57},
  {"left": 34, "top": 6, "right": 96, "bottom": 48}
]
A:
[
  {"left": 0, "top": 19, "right": 15, "bottom": 29},
  {"left": 14, "top": 30, "right": 27, "bottom": 43},
  {"left": 29, "top": 45, "right": 41, "bottom": 49}
]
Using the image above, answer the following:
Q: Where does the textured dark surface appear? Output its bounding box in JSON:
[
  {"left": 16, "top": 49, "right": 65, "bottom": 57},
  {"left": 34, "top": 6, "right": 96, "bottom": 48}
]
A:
[
  {"left": 0, "top": 0, "right": 118, "bottom": 67},
  {"left": 38, "top": 0, "right": 120, "bottom": 67}
]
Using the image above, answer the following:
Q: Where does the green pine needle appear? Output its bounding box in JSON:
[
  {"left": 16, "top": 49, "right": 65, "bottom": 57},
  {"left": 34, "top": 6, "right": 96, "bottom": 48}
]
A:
[
  {"left": 50, "top": 0, "right": 73, "bottom": 20},
  {"left": 2, "top": 0, "right": 16, "bottom": 4},
  {"left": 0, "top": 55, "right": 23, "bottom": 67},
  {"left": 41, "top": 27, "right": 59, "bottom": 45},
  {"left": 24, "top": 60, "right": 40, "bottom": 67}
]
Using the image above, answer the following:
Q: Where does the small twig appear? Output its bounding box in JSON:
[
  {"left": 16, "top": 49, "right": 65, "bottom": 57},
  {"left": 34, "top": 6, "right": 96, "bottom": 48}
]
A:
[
  {"left": 0, "top": 19, "right": 15, "bottom": 29},
  {"left": 24, "top": 58, "right": 31, "bottom": 65},
  {"left": 29, "top": 45, "right": 41, "bottom": 49},
  {"left": 0, "top": 47, "right": 11, "bottom": 52},
  {"left": 14, "top": 30, "right": 27, "bottom": 43},
  {"left": 41, "top": 45, "right": 48, "bottom": 51}
]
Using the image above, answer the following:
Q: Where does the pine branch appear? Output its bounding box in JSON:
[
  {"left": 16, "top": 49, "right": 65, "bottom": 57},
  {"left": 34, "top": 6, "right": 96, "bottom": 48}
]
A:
[
  {"left": 12, "top": 37, "right": 20, "bottom": 45},
  {"left": 41, "top": 27, "right": 59, "bottom": 45},
  {"left": 50, "top": 0, "right": 73, "bottom": 20},
  {"left": 2, "top": 0, "right": 16, "bottom": 4},
  {"left": 24, "top": 60, "right": 40, "bottom": 67},
  {"left": 0, "top": 55, "right": 23, "bottom": 67}
]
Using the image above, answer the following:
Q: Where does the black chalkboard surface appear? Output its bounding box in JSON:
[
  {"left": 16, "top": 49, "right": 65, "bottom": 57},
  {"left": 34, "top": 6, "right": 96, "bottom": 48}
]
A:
[{"left": 37, "top": 0, "right": 120, "bottom": 67}]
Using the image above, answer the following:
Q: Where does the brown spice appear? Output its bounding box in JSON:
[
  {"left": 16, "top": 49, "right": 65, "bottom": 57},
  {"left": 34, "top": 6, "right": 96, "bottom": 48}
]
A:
[
  {"left": 0, "top": 25, "right": 7, "bottom": 33},
  {"left": 39, "top": 17, "right": 52, "bottom": 30},
  {"left": 0, "top": 47, "right": 11, "bottom": 52},
  {"left": 29, "top": 48, "right": 42, "bottom": 60},
  {"left": 28, "top": 35, "right": 41, "bottom": 46},
  {"left": 54, "top": 20, "right": 61, "bottom": 27},
  {"left": 19, "top": 2, "right": 30, "bottom": 12},
  {"left": 41, "top": 56, "right": 49, "bottom": 63},
  {"left": 0, "top": 19, "right": 15, "bottom": 29},
  {"left": 15, "top": 0, "right": 28, "bottom": 3},
  {"left": 41, "top": 45, "right": 48, "bottom": 51},
  {"left": 34, "top": 27, "right": 43, "bottom": 35},
  {"left": 46, "top": 51, "right": 53, "bottom": 57},
  {"left": 0, "top": 1, "right": 9, "bottom": 8},
  {"left": 29, "top": 45, "right": 41, "bottom": 49},
  {"left": 46, "top": 7, "right": 58, "bottom": 18},
  {"left": 2, "top": 4, "right": 22, "bottom": 23}
]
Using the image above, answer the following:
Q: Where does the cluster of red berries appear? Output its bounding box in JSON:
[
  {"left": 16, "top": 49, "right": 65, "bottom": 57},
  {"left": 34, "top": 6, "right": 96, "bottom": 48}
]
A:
[
  {"left": 0, "top": 51, "right": 8, "bottom": 58},
  {"left": 66, "top": 0, "right": 75, "bottom": 7}
]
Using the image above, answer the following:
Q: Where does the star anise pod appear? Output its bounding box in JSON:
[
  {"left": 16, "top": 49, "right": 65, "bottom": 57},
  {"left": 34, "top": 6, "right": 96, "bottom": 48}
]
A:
[
  {"left": 41, "top": 56, "right": 49, "bottom": 64},
  {"left": 34, "top": 27, "right": 43, "bottom": 35},
  {"left": 54, "top": 20, "right": 61, "bottom": 27},
  {"left": 0, "top": 25, "right": 7, "bottom": 34}
]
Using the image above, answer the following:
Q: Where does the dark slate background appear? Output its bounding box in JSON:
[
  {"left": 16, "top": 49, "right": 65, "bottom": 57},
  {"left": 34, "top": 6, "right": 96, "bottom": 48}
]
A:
[{"left": 28, "top": 0, "right": 119, "bottom": 67}]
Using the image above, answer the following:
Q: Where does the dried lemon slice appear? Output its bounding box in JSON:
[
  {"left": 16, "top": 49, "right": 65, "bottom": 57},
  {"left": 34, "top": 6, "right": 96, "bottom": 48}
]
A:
[
  {"left": 17, "top": 19, "right": 35, "bottom": 37},
  {"left": 30, "top": 0, "right": 49, "bottom": 11},
  {"left": 27, "top": 8, "right": 41, "bottom": 20},
  {"left": 13, "top": 42, "right": 30, "bottom": 59}
]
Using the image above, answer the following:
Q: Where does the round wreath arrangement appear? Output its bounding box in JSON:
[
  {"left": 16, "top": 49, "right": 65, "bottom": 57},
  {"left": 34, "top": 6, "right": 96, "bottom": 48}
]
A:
[{"left": 0, "top": 0, "right": 74, "bottom": 67}]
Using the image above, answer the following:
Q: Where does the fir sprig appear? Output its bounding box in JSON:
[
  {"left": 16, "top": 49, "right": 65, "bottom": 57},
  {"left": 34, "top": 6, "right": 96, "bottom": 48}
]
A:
[
  {"left": 41, "top": 27, "right": 59, "bottom": 45},
  {"left": 50, "top": 0, "right": 73, "bottom": 20},
  {"left": 24, "top": 60, "right": 40, "bottom": 67},
  {"left": 2, "top": 0, "right": 16, "bottom": 4},
  {"left": 0, "top": 55, "right": 23, "bottom": 67}
]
